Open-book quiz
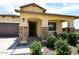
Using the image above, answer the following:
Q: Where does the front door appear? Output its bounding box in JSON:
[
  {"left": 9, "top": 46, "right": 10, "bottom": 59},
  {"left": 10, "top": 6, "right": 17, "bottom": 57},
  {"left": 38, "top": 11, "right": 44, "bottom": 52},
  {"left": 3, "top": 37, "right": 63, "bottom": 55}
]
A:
[{"left": 29, "top": 21, "right": 37, "bottom": 36}]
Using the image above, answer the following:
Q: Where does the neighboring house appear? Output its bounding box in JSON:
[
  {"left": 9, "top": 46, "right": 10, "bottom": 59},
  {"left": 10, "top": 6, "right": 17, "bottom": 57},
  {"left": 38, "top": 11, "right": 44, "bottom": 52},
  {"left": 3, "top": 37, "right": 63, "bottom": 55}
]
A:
[{"left": 0, "top": 3, "right": 79, "bottom": 44}]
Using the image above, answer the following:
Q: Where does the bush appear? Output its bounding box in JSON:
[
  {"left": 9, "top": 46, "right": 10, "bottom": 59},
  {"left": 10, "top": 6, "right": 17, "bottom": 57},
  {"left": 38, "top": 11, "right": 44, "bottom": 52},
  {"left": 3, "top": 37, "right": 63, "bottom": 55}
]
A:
[
  {"left": 58, "top": 32, "right": 68, "bottom": 40},
  {"left": 46, "top": 34, "right": 56, "bottom": 49},
  {"left": 76, "top": 44, "right": 79, "bottom": 54},
  {"left": 76, "top": 34, "right": 79, "bottom": 40},
  {"left": 55, "top": 38, "right": 71, "bottom": 55},
  {"left": 53, "top": 32, "right": 58, "bottom": 38},
  {"left": 68, "top": 33, "right": 77, "bottom": 46},
  {"left": 30, "top": 40, "right": 42, "bottom": 55}
]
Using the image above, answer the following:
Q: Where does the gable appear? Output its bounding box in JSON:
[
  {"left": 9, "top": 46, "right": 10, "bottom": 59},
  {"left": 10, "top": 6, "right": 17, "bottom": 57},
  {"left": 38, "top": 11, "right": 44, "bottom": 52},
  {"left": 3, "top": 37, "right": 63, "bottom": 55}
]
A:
[{"left": 20, "top": 3, "right": 46, "bottom": 13}]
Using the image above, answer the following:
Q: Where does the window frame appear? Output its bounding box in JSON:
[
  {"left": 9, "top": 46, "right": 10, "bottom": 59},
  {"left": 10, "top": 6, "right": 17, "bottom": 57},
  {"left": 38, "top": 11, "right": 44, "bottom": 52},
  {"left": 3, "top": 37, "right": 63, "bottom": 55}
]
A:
[{"left": 48, "top": 22, "right": 56, "bottom": 31}]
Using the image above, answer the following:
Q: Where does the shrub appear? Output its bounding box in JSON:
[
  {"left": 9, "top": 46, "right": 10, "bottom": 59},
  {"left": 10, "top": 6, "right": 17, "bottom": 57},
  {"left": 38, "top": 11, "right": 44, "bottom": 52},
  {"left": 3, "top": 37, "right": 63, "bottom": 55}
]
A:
[
  {"left": 76, "top": 34, "right": 79, "bottom": 40},
  {"left": 58, "top": 32, "right": 68, "bottom": 40},
  {"left": 29, "top": 40, "right": 42, "bottom": 55},
  {"left": 53, "top": 32, "right": 58, "bottom": 38},
  {"left": 76, "top": 44, "right": 79, "bottom": 54},
  {"left": 68, "top": 33, "right": 77, "bottom": 46},
  {"left": 75, "top": 34, "right": 79, "bottom": 43},
  {"left": 46, "top": 34, "right": 56, "bottom": 49},
  {"left": 55, "top": 38, "right": 71, "bottom": 55},
  {"left": 78, "top": 34, "right": 79, "bottom": 39}
]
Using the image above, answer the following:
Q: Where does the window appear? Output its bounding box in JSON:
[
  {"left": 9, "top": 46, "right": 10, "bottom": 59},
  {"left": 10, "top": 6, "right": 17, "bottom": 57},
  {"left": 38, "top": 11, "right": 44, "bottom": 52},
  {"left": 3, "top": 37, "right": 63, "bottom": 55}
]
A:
[{"left": 48, "top": 22, "right": 56, "bottom": 31}]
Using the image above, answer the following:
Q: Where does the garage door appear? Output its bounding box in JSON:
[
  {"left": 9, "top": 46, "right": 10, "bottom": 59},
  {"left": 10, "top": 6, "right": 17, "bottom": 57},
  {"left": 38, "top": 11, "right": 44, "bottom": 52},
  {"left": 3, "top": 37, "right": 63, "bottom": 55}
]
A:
[{"left": 0, "top": 23, "right": 19, "bottom": 37}]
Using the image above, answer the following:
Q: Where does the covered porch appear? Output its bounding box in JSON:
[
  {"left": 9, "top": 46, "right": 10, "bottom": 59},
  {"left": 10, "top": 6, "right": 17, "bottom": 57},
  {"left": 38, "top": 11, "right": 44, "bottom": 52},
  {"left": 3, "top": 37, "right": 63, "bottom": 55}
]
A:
[{"left": 15, "top": 10, "right": 79, "bottom": 44}]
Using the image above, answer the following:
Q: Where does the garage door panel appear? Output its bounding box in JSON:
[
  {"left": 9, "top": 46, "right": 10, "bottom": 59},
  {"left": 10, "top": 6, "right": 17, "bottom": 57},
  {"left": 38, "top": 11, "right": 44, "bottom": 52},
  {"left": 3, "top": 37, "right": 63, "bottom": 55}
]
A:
[{"left": 0, "top": 23, "right": 19, "bottom": 37}]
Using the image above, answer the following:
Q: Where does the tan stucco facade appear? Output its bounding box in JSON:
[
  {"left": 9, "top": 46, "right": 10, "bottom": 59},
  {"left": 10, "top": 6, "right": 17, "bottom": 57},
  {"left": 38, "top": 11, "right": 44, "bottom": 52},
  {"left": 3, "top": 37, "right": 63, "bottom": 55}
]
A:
[
  {"left": 0, "top": 15, "right": 20, "bottom": 23},
  {"left": 0, "top": 3, "right": 79, "bottom": 44}
]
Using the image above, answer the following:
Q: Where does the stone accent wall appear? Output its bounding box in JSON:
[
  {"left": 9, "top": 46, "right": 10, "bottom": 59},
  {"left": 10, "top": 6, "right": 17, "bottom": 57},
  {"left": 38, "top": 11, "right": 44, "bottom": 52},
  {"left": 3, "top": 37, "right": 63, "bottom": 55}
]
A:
[
  {"left": 41, "top": 27, "right": 48, "bottom": 39},
  {"left": 63, "top": 27, "right": 74, "bottom": 32},
  {"left": 69, "top": 27, "right": 74, "bottom": 32},
  {"left": 19, "top": 26, "right": 28, "bottom": 44}
]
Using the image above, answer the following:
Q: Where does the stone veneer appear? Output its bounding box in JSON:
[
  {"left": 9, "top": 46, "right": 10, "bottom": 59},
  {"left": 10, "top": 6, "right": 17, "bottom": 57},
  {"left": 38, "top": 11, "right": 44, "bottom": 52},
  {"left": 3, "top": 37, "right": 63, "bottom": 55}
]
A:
[
  {"left": 64, "top": 27, "right": 74, "bottom": 32},
  {"left": 19, "top": 26, "right": 28, "bottom": 44},
  {"left": 69, "top": 27, "right": 74, "bottom": 32},
  {"left": 41, "top": 27, "right": 48, "bottom": 39}
]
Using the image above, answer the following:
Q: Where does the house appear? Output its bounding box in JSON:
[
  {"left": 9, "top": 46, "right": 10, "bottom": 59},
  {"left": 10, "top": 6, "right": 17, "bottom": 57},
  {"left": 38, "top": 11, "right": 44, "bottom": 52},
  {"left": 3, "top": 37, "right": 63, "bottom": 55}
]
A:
[{"left": 0, "top": 3, "right": 79, "bottom": 44}]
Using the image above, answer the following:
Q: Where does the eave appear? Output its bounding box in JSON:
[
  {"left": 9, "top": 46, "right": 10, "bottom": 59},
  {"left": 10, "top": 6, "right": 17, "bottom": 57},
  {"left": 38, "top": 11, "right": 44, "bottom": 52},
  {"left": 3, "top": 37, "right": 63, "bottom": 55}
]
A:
[
  {"left": 15, "top": 9, "right": 79, "bottom": 19},
  {"left": 0, "top": 14, "right": 20, "bottom": 17},
  {"left": 20, "top": 3, "right": 46, "bottom": 13}
]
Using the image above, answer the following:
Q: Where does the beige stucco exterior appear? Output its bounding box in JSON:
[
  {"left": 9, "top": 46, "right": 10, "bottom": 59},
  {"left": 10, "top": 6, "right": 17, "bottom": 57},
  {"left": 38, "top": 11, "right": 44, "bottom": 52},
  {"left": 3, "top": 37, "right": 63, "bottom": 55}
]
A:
[
  {"left": 0, "top": 15, "right": 20, "bottom": 23},
  {"left": 21, "top": 5, "right": 45, "bottom": 13},
  {"left": 0, "top": 3, "right": 79, "bottom": 44}
]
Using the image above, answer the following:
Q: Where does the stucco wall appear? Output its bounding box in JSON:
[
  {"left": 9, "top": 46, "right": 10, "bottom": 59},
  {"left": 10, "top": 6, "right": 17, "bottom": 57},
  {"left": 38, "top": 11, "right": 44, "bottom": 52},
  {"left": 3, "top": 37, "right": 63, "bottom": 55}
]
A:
[
  {"left": 20, "top": 12, "right": 74, "bottom": 21},
  {"left": 0, "top": 16, "right": 20, "bottom": 23},
  {"left": 19, "top": 12, "right": 75, "bottom": 37},
  {"left": 0, "top": 13, "right": 74, "bottom": 37},
  {"left": 56, "top": 20, "right": 62, "bottom": 32},
  {"left": 21, "top": 5, "right": 44, "bottom": 13}
]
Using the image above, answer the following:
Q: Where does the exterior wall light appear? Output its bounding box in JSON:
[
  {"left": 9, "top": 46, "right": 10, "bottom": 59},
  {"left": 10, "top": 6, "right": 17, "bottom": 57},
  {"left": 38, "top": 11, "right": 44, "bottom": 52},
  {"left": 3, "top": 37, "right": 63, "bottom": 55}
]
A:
[{"left": 22, "top": 18, "right": 25, "bottom": 22}]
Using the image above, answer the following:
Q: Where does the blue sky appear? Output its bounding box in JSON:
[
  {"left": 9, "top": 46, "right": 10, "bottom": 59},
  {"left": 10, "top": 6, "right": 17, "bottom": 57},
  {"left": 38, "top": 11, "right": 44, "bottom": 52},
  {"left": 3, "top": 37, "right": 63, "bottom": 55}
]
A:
[{"left": 0, "top": 0, "right": 79, "bottom": 29}]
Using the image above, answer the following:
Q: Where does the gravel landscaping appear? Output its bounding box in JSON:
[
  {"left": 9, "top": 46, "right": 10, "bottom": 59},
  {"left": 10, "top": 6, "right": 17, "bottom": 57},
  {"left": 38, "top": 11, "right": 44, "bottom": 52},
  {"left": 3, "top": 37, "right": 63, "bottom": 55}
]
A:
[{"left": 42, "top": 46, "right": 78, "bottom": 55}]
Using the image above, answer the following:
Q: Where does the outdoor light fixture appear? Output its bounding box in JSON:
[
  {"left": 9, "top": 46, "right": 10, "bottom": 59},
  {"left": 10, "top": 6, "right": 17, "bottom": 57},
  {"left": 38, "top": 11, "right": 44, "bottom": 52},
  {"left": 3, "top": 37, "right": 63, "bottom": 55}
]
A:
[{"left": 22, "top": 18, "right": 25, "bottom": 22}]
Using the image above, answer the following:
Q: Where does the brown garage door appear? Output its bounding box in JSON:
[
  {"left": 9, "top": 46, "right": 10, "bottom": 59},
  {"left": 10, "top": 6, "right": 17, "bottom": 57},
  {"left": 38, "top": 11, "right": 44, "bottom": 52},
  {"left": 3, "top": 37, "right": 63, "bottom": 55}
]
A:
[{"left": 0, "top": 23, "right": 19, "bottom": 37}]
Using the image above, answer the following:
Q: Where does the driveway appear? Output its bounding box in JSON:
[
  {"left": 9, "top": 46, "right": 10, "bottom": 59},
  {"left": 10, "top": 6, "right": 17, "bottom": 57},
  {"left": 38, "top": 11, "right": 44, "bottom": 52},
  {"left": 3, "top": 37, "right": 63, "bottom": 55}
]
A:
[
  {"left": 0, "top": 37, "right": 44, "bottom": 55},
  {"left": 0, "top": 37, "right": 30, "bottom": 55},
  {"left": 0, "top": 37, "right": 17, "bottom": 55}
]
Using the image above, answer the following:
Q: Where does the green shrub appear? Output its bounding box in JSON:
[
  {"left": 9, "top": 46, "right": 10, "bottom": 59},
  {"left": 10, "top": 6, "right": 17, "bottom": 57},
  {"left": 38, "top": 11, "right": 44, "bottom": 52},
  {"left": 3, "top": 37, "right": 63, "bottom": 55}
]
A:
[
  {"left": 68, "top": 33, "right": 77, "bottom": 46},
  {"left": 75, "top": 34, "right": 79, "bottom": 43},
  {"left": 46, "top": 34, "right": 56, "bottom": 49},
  {"left": 30, "top": 40, "right": 42, "bottom": 55},
  {"left": 78, "top": 35, "right": 79, "bottom": 39},
  {"left": 55, "top": 38, "right": 71, "bottom": 55},
  {"left": 76, "top": 44, "right": 79, "bottom": 54},
  {"left": 58, "top": 32, "right": 68, "bottom": 40},
  {"left": 53, "top": 32, "right": 58, "bottom": 38},
  {"left": 76, "top": 34, "right": 79, "bottom": 40}
]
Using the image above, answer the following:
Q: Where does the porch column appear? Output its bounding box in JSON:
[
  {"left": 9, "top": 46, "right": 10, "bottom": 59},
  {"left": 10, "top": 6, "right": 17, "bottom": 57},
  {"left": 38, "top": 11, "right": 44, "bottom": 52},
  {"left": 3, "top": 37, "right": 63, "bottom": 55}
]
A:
[
  {"left": 19, "top": 18, "right": 28, "bottom": 44},
  {"left": 68, "top": 20, "right": 74, "bottom": 32},
  {"left": 56, "top": 20, "right": 62, "bottom": 32},
  {"left": 41, "top": 19, "right": 48, "bottom": 39}
]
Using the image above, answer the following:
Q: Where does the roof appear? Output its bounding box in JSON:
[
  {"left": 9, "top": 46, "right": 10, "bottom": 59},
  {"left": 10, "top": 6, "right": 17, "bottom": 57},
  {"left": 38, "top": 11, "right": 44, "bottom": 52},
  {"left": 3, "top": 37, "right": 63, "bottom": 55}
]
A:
[
  {"left": 20, "top": 3, "right": 46, "bottom": 12},
  {"left": 15, "top": 9, "right": 79, "bottom": 19},
  {"left": 0, "top": 14, "right": 20, "bottom": 17}
]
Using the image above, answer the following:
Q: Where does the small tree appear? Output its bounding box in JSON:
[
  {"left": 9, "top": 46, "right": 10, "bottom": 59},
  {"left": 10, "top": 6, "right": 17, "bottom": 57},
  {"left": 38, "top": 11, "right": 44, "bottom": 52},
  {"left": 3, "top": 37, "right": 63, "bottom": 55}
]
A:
[
  {"left": 30, "top": 40, "right": 42, "bottom": 55},
  {"left": 55, "top": 38, "right": 71, "bottom": 55},
  {"left": 46, "top": 34, "right": 56, "bottom": 49}
]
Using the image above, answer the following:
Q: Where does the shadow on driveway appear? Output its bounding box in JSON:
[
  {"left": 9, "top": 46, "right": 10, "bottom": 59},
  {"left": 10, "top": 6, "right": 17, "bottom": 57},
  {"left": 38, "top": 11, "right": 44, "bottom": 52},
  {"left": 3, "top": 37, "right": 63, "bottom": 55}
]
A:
[{"left": 7, "top": 38, "right": 30, "bottom": 55}]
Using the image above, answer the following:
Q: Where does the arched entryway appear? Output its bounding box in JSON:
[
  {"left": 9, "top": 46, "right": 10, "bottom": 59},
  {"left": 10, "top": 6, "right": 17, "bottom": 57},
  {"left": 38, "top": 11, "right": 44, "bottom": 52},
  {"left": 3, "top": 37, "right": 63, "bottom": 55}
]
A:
[
  {"left": 29, "top": 21, "right": 37, "bottom": 36},
  {"left": 27, "top": 17, "right": 42, "bottom": 37},
  {"left": 19, "top": 17, "right": 48, "bottom": 44}
]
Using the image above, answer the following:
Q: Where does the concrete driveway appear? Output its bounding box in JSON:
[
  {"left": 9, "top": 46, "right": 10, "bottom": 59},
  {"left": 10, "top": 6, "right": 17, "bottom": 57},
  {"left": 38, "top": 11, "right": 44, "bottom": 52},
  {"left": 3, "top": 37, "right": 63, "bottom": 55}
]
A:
[
  {"left": 0, "top": 37, "right": 18, "bottom": 55},
  {"left": 0, "top": 37, "right": 44, "bottom": 55},
  {"left": 0, "top": 37, "right": 31, "bottom": 55}
]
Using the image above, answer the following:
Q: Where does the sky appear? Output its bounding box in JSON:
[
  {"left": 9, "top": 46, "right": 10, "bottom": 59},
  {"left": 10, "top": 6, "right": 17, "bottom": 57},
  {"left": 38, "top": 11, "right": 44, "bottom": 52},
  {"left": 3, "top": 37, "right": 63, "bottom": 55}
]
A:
[{"left": 0, "top": 0, "right": 79, "bottom": 29}]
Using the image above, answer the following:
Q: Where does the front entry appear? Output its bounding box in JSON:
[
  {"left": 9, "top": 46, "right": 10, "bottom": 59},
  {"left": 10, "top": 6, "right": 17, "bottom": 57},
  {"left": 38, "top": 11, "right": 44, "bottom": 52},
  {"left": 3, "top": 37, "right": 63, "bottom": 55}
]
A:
[{"left": 29, "top": 21, "right": 37, "bottom": 36}]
